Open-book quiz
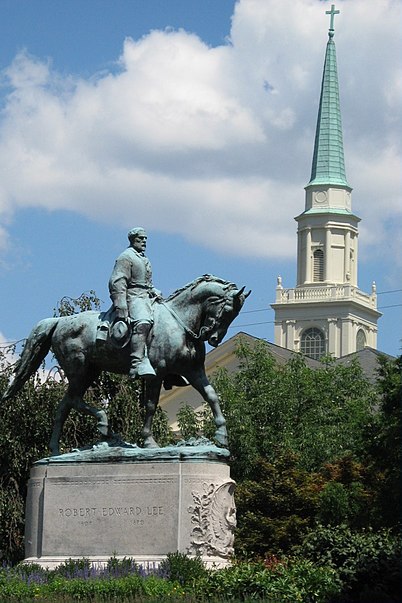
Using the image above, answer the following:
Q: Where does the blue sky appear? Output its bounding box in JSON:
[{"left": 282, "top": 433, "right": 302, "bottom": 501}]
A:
[{"left": 0, "top": 0, "right": 401, "bottom": 357}]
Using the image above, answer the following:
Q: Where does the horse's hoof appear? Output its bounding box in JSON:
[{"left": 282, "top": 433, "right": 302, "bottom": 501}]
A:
[
  {"left": 97, "top": 422, "right": 109, "bottom": 436},
  {"left": 214, "top": 427, "right": 228, "bottom": 448},
  {"left": 102, "top": 432, "right": 123, "bottom": 446},
  {"left": 143, "top": 437, "right": 160, "bottom": 449}
]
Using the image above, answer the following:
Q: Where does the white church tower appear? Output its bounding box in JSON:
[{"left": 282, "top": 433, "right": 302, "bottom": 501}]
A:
[{"left": 271, "top": 5, "right": 381, "bottom": 359}]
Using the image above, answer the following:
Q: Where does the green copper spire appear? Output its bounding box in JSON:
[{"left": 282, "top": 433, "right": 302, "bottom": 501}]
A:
[{"left": 307, "top": 5, "right": 350, "bottom": 189}]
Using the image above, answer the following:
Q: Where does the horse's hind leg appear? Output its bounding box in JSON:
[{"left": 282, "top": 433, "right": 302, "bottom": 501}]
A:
[
  {"left": 50, "top": 374, "right": 108, "bottom": 456},
  {"left": 50, "top": 391, "right": 73, "bottom": 456}
]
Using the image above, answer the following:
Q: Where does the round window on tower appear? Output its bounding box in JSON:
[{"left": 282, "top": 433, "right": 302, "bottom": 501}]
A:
[{"left": 315, "top": 191, "right": 327, "bottom": 204}]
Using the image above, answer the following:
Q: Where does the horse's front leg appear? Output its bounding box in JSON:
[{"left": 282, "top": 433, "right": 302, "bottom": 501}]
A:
[
  {"left": 189, "top": 370, "right": 228, "bottom": 448},
  {"left": 142, "top": 380, "right": 162, "bottom": 448}
]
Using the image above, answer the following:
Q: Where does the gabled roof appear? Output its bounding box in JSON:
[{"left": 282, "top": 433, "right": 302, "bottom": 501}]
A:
[
  {"left": 204, "top": 334, "right": 392, "bottom": 384},
  {"left": 205, "top": 332, "right": 321, "bottom": 369},
  {"left": 335, "top": 346, "right": 394, "bottom": 384}
]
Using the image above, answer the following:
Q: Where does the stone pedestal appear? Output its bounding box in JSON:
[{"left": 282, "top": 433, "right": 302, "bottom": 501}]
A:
[{"left": 24, "top": 443, "right": 235, "bottom": 569}]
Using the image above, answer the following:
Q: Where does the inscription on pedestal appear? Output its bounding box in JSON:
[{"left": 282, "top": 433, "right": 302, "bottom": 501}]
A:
[
  {"left": 57, "top": 505, "right": 165, "bottom": 527},
  {"left": 41, "top": 475, "right": 177, "bottom": 556}
]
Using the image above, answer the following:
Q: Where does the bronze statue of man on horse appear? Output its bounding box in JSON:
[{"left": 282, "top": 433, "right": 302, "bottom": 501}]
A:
[{"left": 2, "top": 229, "right": 250, "bottom": 455}]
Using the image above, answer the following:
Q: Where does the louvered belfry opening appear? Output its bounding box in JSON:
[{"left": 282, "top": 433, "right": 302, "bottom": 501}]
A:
[
  {"left": 313, "top": 249, "right": 324, "bottom": 282},
  {"left": 356, "top": 329, "right": 366, "bottom": 351}
]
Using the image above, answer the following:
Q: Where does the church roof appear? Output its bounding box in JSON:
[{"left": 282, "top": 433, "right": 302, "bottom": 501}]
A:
[
  {"left": 335, "top": 347, "right": 394, "bottom": 384},
  {"left": 307, "top": 8, "right": 351, "bottom": 189}
]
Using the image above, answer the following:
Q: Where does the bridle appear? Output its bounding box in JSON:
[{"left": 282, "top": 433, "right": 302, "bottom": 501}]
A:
[{"left": 161, "top": 296, "right": 228, "bottom": 341}]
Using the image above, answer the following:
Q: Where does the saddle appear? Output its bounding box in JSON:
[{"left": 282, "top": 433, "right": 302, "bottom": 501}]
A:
[{"left": 95, "top": 306, "right": 188, "bottom": 390}]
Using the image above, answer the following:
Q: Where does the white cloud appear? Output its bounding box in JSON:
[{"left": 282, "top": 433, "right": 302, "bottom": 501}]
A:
[
  {"left": 0, "top": 0, "right": 400, "bottom": 260},
  {"left": 0, "top": 331, "right": 19, "bottom": 368}
]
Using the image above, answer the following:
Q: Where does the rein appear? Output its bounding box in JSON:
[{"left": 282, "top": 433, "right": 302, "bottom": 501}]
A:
[{"left": 161, "top": 298, "right": 225, "bottom": 341}]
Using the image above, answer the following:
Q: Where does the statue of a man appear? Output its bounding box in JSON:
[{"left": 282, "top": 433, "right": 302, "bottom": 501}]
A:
[{"left": 108, "top": 227, "right": 160, "bottom": 379}]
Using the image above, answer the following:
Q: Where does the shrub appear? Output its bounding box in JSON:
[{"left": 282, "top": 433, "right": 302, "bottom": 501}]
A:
[
  {"left": 198, "top": 558, "right": 340, "bottom": 603},
  {"left": 296, "top": 524, "right": 401, "bottom": 602},
  {"left": 234, "top": 453, "right": 323, "bottom": 558},
  {"left": 105, "top": 554, "right": 139, "bottom": 578},
  {"left": 159, "top": 551, "right": 208, "bottom": 585}
]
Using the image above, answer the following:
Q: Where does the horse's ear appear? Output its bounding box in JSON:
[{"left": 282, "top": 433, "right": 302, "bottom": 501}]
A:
[{"left": 235, "top": 287, "right": 251, "bottom": 300}]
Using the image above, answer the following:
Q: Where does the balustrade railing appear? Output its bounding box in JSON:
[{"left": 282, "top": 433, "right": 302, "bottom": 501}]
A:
[{"left": 276, "top": 284, "right": 376, "bottom": 308}]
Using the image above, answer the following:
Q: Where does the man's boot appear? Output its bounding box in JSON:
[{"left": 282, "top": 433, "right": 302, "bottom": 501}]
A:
[{"left": 129, "top": 322, "right": 156, "bottom": 380}]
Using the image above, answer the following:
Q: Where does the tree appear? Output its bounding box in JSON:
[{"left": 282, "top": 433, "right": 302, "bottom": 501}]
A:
[
  {"left": 365, "top": 354, "right": 401, "bottom": 527},
  {"left": 234, "top": 452, "right": 324, "bottom": 557},
  {"left": 211, "top": 339, "right": 378, "bottom": 478},
  {"left": 175, "top": 339, "right": 397, "bottom": 558}
]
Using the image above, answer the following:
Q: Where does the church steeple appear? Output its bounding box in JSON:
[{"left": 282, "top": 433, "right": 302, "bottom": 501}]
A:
[
  {"left": 302, "top": 4, "right": 352, "bottom": 214},
  {"left": 272, "top": 4, "right": 381, "bottom": 359},
  {"left": 307, "top": 5, "right": 350, "bottom": 189}
]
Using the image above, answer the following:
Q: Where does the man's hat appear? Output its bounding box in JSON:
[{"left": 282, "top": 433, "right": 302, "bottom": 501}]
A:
[{"left": 110, "top": 320, "right": 131, "bottom": 348}]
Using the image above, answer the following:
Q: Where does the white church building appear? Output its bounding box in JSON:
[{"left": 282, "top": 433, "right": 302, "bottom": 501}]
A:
[
  {"left": 271, "top": 5, "right": 381, "bottom": 359},
  {"left": 159, "top": 6, "right": 385, "bottom": 425}
]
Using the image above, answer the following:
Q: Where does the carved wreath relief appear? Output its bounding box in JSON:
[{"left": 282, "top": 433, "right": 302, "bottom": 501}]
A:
[{"left": 188, "top": 481, "right": 236, "bottom": 558}]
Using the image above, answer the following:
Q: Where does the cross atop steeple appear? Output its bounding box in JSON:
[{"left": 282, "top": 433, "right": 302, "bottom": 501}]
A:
[{"left": 326, "top": 4, "right": 340, "bottom": 37}]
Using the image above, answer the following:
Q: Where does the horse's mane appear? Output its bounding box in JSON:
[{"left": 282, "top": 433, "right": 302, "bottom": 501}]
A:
[{"left": 165, "top": 274, "right": 237, "bottom": 302}]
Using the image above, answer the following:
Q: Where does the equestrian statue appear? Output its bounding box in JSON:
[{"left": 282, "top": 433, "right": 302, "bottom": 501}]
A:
[{"left": 2, "top": 228, "right": 250, "bottom": 455}]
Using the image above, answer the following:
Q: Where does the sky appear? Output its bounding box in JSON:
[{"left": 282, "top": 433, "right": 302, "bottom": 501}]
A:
[{"left": 0, "top": 0, "right": 401, "bottom": 359}]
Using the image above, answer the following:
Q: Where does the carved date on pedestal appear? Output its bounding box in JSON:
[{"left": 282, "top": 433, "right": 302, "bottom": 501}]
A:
[{"left": 188, "top": 481, "right": 236, "bottom": 558}]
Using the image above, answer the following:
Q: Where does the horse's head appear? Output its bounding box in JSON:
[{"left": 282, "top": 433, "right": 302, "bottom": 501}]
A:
[
  {"left": 201, "top": 282, "right": 251, "bottom": 347},
  {"left": 165, "top": 274, "right": 250, "bottom": 346}
]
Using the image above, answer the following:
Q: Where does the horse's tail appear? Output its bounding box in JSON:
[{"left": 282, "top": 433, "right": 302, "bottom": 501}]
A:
[{"left": 2, "top": 318, "right": 59, "bottom": 401}]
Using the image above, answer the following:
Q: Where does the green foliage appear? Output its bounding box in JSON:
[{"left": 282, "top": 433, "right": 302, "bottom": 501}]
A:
[
  {"left": 0, "top": 369, "right": 66, "bottom": 563},
  {"left": 212, "top": 339, "right": 377, "bottom": 477},
  {"left": 316, "top": 455, "right": 379, "bottom": 530},
  {"left": 52, "top": 557, "right": 92, "bottom": 578},
  {"left": 0, "top": 556, "right": 341, "bottom": 603},
  {"left": 53, "top": 290, "right": 102, "bottom": 317},
  {"left": 296, "top": 524, "right": 401, "bottom": 602},
  {"left": 199, "top": 558, "right": 340, "bottom": 603},
  {"left": 106, "top": 554, "right": 139, "bottom": 576},
  {"left": 234, "top": 453, "right": 323, "bottom": 557},
  {"left": 177, "top": 403, "right": 204, "bottom": 440},
  {"left": 171, "top": 342, "right": 400, "bottom": 564},
  {"left": 150, "top": 406, "right": 176, "bottom": 447},
  {"left": 159, "top": 551, "right": 208, "bottom": 585},
  {"left": 177, "top": 402, "right": 214, "bottom": 442},
  {"left": 46, "top": 574, "right": 147, "bottom": 600},
  {"left": 365, "top": 355, "right": 401, "bottom": 527}
]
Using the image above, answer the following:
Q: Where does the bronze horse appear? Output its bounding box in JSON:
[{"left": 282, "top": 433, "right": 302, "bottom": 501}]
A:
[{"left": 3, "top": 275, "right": 249, "bottom": 455}]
